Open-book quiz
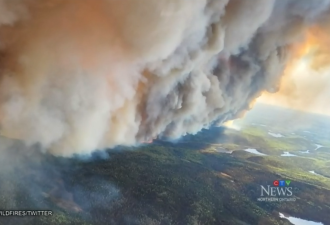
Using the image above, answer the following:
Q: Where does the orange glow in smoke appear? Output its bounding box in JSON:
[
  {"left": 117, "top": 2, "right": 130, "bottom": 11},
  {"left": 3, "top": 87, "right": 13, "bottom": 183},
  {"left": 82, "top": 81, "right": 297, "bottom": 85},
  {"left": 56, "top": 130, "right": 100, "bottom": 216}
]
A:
[{"left": 258, "top": 27, "right": 330, "bottom": 115}]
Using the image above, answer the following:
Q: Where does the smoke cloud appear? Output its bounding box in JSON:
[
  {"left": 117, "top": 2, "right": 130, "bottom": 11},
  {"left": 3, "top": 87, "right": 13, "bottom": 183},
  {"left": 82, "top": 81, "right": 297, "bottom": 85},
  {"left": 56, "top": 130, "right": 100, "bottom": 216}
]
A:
[
  {"left": 0, "top": 0, "right": 329, "bottom": 156},
  {"left": 258, "top": 23, "right": 330, "bottom": 115}
]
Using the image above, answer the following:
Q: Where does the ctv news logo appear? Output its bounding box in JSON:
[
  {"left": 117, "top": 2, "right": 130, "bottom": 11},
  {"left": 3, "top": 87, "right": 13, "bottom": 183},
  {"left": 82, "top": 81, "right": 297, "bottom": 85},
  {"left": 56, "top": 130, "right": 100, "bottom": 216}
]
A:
[{"left": 257, "top": 180, "right": 296, "bottom": 202}]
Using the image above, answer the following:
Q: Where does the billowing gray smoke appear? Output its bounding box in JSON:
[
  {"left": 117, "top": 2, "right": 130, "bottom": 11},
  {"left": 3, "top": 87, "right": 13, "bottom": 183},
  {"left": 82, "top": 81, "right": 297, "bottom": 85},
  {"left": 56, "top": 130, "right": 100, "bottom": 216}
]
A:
[{"left": 0, "top": 0, "right": 329, "bottom": 156}]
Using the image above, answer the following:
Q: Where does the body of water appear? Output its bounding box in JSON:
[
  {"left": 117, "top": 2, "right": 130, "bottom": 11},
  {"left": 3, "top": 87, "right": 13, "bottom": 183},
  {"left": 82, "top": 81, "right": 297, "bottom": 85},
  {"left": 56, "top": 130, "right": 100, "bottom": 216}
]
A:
[
  {"left": 244, "top": 148, "right": 267, "bottom": 156},
  {"left": 314, "top": 144, "right": 323, "bottom": 150},
  {"left": 268, "top": 132, "right": 284, "bottom": 138},
  {"left": 279, "top": 212, "right": 323, "bottom": 225},
  {"left": 309, "top": 171, "right": 326, "bottom": 178},
  {"left": 300, "top": 150, "right": 310, "bottom": 154},
  {"left": 216, "top": 148, "right": 233, "bottom": 154},
  {"left": 309, "top": 171, "right": 319, "bottom": 175},
  {"left": 281, "top": 151, "right": 296, "bottom": 157}
]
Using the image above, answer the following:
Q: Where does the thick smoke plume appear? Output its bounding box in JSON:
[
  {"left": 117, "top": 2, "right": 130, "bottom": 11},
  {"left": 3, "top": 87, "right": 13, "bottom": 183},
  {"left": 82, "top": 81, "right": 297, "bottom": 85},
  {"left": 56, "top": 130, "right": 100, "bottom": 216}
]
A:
[
  {"left": 259, "top": 26, "right": 330, "bottom": 115},
  {"left": 0, "top": 0, "right": 330, "bottom": 156}
]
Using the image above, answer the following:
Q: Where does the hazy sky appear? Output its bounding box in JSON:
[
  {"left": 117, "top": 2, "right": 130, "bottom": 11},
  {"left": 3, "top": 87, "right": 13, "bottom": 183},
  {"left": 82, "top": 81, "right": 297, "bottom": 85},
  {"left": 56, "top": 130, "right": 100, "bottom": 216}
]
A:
[
  {"left": 258, "top": 28, "right": 330, "bottom": 116},
  {"left": 258, "top": 61, "right": 330, "bottom": 115}
]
